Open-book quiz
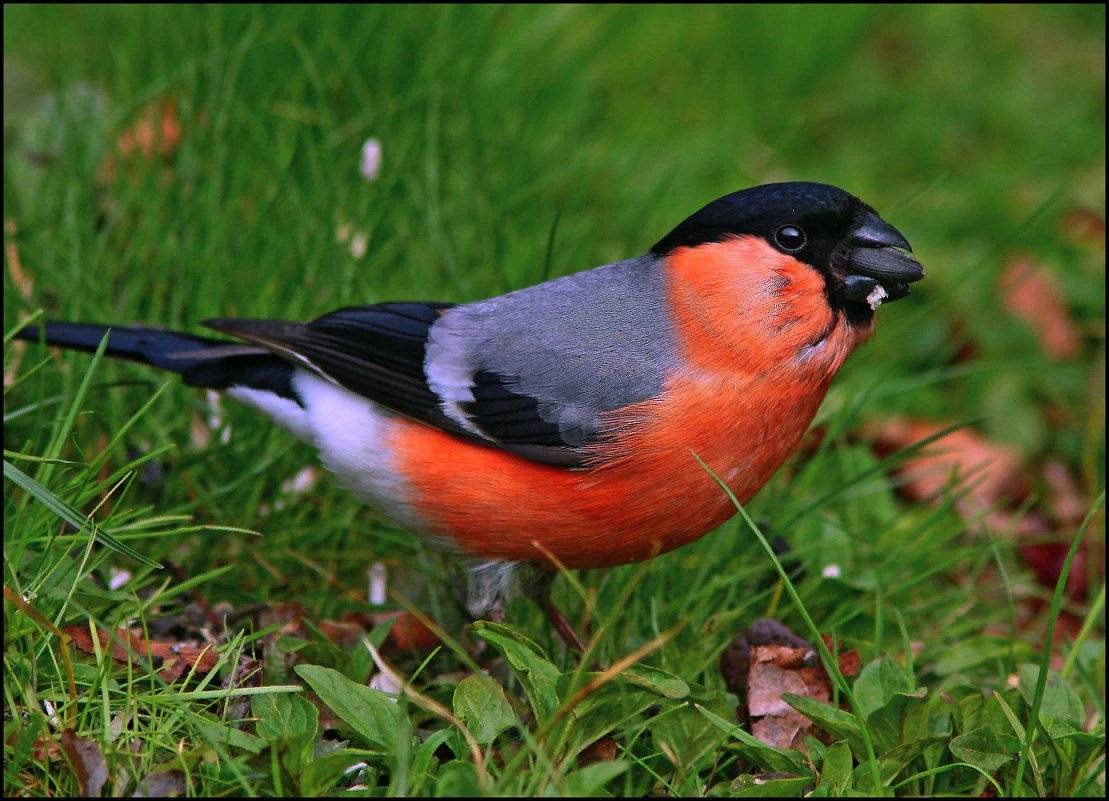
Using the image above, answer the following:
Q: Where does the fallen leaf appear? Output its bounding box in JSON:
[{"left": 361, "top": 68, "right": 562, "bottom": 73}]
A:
[
  {"left": 1018, "top": 540, "right": 1089, "bottom": 603},
  {"left": 999, "top": 256, "right": 1081, "bottom": 361},
  {"left": 317, "top": 618, "right": 366, "bottom": 647},
  {"left": 869, "top": 419, "right": 1093, "bottom": 630},
  {"left": 1061, "top": 207, "right": 1105, "bottom": 250},
  {"left": 133, "top": 768, "right": 186, "bottom": 797},
  {"left": 578, "top": 736, "right": 618, "bottom": 766},
  {"left": 1041, "top": 459, "right": 1087, "bottom": 526},
  {"left": 335, "top": 608, "right": 441, "bottom": 652},
  {"left": 65, "top": 624, "right": 219, "bottom": 681},
  {"left": 99, "top": 97, "right": 183, "bottom": 183},
  {"left": 258, "top": 601, "right": 307, "bottom": 639},
  {"left": 721, "top": 619, "right": 857, "bottom": 752},
  {"left": 117, "top": 97, "right": 181, "bottom": 161},
  {"left": 867, "top": 418, "right": 1029, "bottom": 526},
  {"left": 60, "top": 730, "right": 108, "bottom": 797},
  {"left": 29, "top": 733, "right": 62, "bottom": 762},
  {"left": 377, "top": 610, "right": 440, "bottom": 652},
  {"left": 822, "top": 634, "right": 862, "bottom": 678}
]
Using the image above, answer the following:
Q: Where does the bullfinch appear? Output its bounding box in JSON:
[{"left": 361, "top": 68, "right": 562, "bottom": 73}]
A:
[{"left": 15, "top": 181, "right": 924, "bottom": 646}]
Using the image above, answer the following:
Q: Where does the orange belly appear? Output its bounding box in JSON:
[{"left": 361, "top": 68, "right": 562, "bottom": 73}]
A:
[{"left": 390, "top": 370, "right": 834, "bottom": 569}]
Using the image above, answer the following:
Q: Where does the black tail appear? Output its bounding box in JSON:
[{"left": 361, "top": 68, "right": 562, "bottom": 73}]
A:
[{"left": 15, "top": 322, "right": 298, "bottom": 400}]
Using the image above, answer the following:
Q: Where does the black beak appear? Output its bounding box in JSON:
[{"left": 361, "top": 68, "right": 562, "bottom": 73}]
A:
[{"left": 839, "top": 211, "right": 925, "bottom": 309}]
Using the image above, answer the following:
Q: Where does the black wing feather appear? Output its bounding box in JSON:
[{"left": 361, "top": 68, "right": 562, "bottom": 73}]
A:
[
  {"left": 203, "top": 303, "right": 584, "bottom": 465},
  {"left": 461, "top": 369, "right": 565, "bottom": 444},
  {"left": 205, "top": 303, "right": 463, "bottom": 433}
]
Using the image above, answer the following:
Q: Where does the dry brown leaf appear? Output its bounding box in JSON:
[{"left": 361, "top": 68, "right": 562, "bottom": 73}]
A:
[
  {"left": 258, "top": 600, "right": 307, "bottom": 639},
  {"left": 5, "top": 218, "right": 33, "bottom": 301},
  {"left": 99, "top": 97, "right": 183, "bottom": 183},
  {"left": 28, "top": 733, "right": 63, "bottom": 762},
  {"left": 748, "top": 644, "right": 829, "bottom": 750},
  {"left": 133, "top": 768, "right": 187, "bottom": 797},
  {"left": 1018, "top": 540, "right": 1089, "bottom": 603},
  {"left": 118, "top": 98, "right": 181, "bottom": 161},
  {"left": 578, "top": 736, "right": 618, "bottom": 766},
  {"left": 870, "top": 419, "right": 1094, "bottom": 628},
  {"left": 999, "top": 256, "right": 1081, "bottom": 361},
  {"left": 868, "top": 417, "right": 1029, "bottom": 526},
  {"left": 317, "top": 618, "right": 366, "bottom": 647},
  {"left": 60, "top": 730, "right": 108, "bottom": 797},
  {"left": 381, "top": 610, "right": 440, "bottom": 651},
  {"left": 721, "top": 619, "right": 857, "bottom": 752},
  {"left": 1061, "top": 207, "right": 1106, "bottom": 250},
  {"left": 1041, "top": 459, "right": 1088, "bottom": 526},
  {"left": 65, "top": 624, "right": 219, "bottom": 681},
  {"left": 336, "top": 608, "right": 442, "bottom": 652},
  {"left": 822, "top": 634, "right": 862, "bottom": 678}
]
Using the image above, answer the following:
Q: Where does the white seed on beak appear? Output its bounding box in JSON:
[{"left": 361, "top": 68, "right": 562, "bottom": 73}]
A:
[{"left": 866, "top": 283, "right": 889, "bottom": 311}]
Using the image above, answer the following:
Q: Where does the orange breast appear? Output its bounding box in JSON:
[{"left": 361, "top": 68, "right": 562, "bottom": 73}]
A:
[{"left": 392, "top": 238, "right": 871, "bottom": 568}]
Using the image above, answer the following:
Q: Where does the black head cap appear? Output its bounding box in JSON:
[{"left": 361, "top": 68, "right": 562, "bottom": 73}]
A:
[{"left": 649, "top": 182, "right": 876, "bottom": 274}]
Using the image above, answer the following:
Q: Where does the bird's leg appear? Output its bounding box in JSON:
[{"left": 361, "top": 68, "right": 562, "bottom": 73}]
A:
[
  {"left": 518, "top": 564, "right": 589, "bottom": 652},
  {"left": 464, "top": 560, "right": 589, "bottom": 651},
  {"left": 543, "top": 598, "right": 588, "bottom": 652}
]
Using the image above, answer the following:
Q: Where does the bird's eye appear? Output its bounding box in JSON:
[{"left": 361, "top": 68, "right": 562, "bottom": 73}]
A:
[{"left": 774, "top": 225, "right": 807, "bottom": 252}]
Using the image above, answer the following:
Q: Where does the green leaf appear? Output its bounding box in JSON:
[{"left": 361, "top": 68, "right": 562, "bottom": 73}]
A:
[
  {"left": 252, "top": 691, "right": 317, "bottom": 743},
  {"left": 410, "top": 730, "right": 456, "bottom": 795},
  {"left": 252, "top": 693, "right": 320, "bottom": 779},
  {"left": 1017, "top": 664, "right": 1084, "bottom": 738},
  {"left": 561, "top": 679, "right": 660, "bottom": 762},
  {"left": 932, "top": 638, "right": 1032, "bottom": 676},
  {"left": 853, "top": 656, "right": 913, "bottom": 719},
  {"left": 804, "top": 736, "right": 827, "bottom": 764},
  {"left": 730, "top": 774, "right": 814, "bottom": 797},
  {"left": 781, "top": 693, "right": 866, "bottom": 759},
  {"left": 953, "top": 687, "right": 1007, "bottom": 734},
  {"left": 949, "top": 726, "right": 1020, "bottom": 773},
  {"left": 992, "top": 691, "right": 1046, "bottom": 798},
  {"left": 295, "top": 664, "right": 402, "bottom": 753},
  {"left": 195, "top": 722, "right": 267, "bottom": 756},
  {"left": 560, "top": 760, "right": 629, "bottom": 796},
  {"left": 452, "top": 674, "right": 516, "bottom": 745},
  {"left": 856, "top": 736, "right": 949, "bottom": 792},
  {"left": 619, "top": 664, "right": 690, "bottom": 699},
  {"left": 433, "top": 759, "right": 481, "bottom": 797},
  {"left": 849, "top": 755, "right": 902, "bottom": 796},
  {"left": 470, "top": 621, "right": 560, "bottom": 722},
  {"left": 652, "top": 696, "right": 731, "bottom": 775},
  {"left": 866, "top": 688, "right": 929, "bottom": 752},
  {"left": 818, "top": 740, "right": 853, "bottom": 792}
]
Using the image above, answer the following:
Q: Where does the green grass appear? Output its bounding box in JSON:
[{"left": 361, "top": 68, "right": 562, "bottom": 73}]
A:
[{"left": 3, "top": 4, "right": 1104, "bottom": 797}]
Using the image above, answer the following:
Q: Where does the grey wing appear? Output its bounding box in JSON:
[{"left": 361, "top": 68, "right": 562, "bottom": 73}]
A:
[
  {"left": 424, "top": 254, "right": 678, "bottom": 453},
  {"left": 203, "top": 255, "right": 677, "bottom": 468}
]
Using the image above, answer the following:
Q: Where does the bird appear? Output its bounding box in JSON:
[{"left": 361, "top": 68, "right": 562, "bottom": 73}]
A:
[{"left": 15, "top": 181, "right": 924, "bottom": 649}]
